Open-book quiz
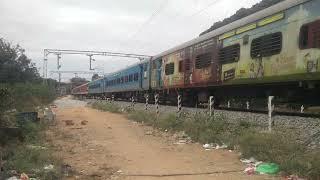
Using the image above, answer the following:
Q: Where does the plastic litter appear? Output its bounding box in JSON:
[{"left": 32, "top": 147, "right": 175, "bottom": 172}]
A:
[
  {"left": 175, "top": 139, "right": 187, "bottom": 145},
  {"left": 244, "top": 164, "right": 256, "bottom": 175},
  {"left": 20, "top": 173, "right": 29, "bottom": 180},
  {"left": 44, "top": 164, "right": 54, "bottom": 171},
  {"left": 117, "top": 170, "right": 123, "bottom": 173},
  {"left": 6, "top": 177, "right": 19, "bottom": 180},
  {"left": 203, "top": 143, "right": 228, "bottom": 150},
  {"left": 284, "top": 175, "right": 305, "bottom": 180},
  {"left": 203, "top": 143, "right": 215, "bottom": 150},
  {"left": 256, "top": 163, "right": 280, "bottom": 175},
  {"left": 240, "top": 157, "right": 257, "bottom": 164}
]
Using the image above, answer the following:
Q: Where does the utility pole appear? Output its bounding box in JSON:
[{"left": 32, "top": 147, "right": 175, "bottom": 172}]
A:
[{"left": 42, "top": 49, "right": 152, "bottom": 85}]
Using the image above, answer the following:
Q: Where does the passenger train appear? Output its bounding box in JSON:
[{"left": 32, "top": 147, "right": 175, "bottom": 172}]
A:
[{"left": 72, "top": 0, "right": 320, "bottom": 106}]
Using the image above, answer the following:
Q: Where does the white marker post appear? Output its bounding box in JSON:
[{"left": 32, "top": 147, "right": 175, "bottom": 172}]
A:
[
  {"left": 177, "top": 95, "right": 182, "bottom": 118},
  {"left": 155, "top": 94, "right": 159, "bottom": 118},
  {"left": 268, "top": 96, "right": 274, "bottom": 132},
  {"left": 301, "top": 105, "right": 305, "bottom": 113},
  {"left": 145, "top": 94, "right": 149, "bottom": 111},
  {"left": 209, "top": 96, "right": 214, "bottom": 117},
  {"left": 131, "top": 96, "right": 135, "bottom": 110},
  {"left": 246, "top": 101, "right": 250, "bottom": 110}
]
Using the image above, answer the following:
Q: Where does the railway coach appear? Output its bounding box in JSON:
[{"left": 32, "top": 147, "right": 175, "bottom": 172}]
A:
[
  {"left": 102, "top": 60, "right": 151, "bottom": 101},
  {"left": 71, "top": 83, "right": 88, "bottom": 98},
  {"left": 150, "top": 0, "right": 320, "bottom": 105},
  {"left": 74, "top": 0, "right": 320, "bottom": 107}
]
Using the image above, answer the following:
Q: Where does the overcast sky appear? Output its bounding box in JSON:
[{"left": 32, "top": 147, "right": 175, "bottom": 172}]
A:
[{"left": 0, "top": 0, "right": 261, "bottom": 81}]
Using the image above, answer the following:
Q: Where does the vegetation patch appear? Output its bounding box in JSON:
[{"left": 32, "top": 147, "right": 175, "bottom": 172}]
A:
[
  {"left": 1, "top": 121, "right": 62, "bottom": 179},
  {"left": 91, "top": 101, "right": 121, "bottom": 113}
]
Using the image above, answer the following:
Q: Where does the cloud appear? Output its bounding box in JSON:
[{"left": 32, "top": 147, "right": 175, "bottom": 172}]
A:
[{"left": 0, "top": 0, "right": 261, "bottom": 81}]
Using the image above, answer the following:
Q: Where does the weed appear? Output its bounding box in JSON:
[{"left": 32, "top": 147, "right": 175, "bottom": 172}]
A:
[
  {"left": 127, "top": 110, "right": 156, "bottom": 125},
  {"left": 2, "top": 121, "right": 62, "bottom": 179},
  {"left": 91, "top": 102, "right": 121, "bottom": 113}
]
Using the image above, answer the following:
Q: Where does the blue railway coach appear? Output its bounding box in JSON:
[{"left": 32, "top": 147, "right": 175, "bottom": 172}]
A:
[
  {"left": 88, "top": 78, "right": 104, "bottom": 96},
  {"left": 102, "top": 60, "right": 151, "bottom": 99}
]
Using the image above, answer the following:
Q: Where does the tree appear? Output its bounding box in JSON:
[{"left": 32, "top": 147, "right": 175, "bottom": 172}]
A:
[
  {"left": 0, "top": 38, "right": 40, "bottom": 83},
  {"left": 70, "top": 77, "right": 89, "bottom": 87},
  {"left": 200, "top": 0, "right": 284, "bottom": 36},
  {"left": 92, "top": 74, "right": 100, "bottom": 81}
]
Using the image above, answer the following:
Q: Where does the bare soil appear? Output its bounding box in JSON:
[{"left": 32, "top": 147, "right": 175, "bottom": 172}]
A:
[{"left": 47, "top": 97, "right": 269, "bottom": 180}]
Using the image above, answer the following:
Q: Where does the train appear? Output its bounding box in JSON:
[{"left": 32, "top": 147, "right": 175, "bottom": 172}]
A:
[{"left": 72, "top": 0, "right": 320, "bottom": 107}]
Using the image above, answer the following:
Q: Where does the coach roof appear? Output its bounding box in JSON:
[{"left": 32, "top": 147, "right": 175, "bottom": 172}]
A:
[{"left": 153, "top": 0, "right": 309, "bottom": 59}]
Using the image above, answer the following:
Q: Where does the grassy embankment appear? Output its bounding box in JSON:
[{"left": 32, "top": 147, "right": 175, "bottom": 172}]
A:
[
  {"left": 0, "top": 83, "right": 62, "bottom": 179},
  {"left": 91, "top": 101, "right": 320, "bottom": 179}
]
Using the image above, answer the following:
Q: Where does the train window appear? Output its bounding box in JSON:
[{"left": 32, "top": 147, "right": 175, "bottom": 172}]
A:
[
  {"left": 152, "top": 61, "right": 157, "bottom": 69},
  {"left": 134, "top": 73, "right": 139, "bottom": 81},
  {"left": 117, "top": 78, "right": 120, "bottom": 84},
  {"left": 184, "top": 59, "right": 191, "bottom": 71},
  {"left": 165, "top": 63, "right": 174, "bottom": 75},
  {"left": 125, "top": 76, "right": 128, "bottom": 82},
  {"left": 219, "top": 44, "right": 240, "bottom": 64},
  {"left": 129, "top": 74, "right": 133, "bottom": 82},
  {"left": 299, "top": 20, "right": 320, "bottom": 49},
  {"left": 143, "top": 63, "right": 148, "bottom": 71},
  {"left": 178, "top": 61, "right": 184, "bottom": 72},
  {"left": 195, "top": 53, "right": 212, "bottom": 69},
  {"left": 251, "top": 32, "right": 282, "bottom": 58}
]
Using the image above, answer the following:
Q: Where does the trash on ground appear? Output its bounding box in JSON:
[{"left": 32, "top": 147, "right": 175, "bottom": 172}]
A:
[
  {"left": 203, "top": 143, "right": 215, "bottom": 150},
  {"left": 44, "top": 164, "right": 54, "bottom": 171},
  {"left": 64, "top": 120, "right": 75, "bottom": 126},
  {"left": 145, "top": 131, "right": 153, "bottom": 135},
  {"left": 244, "top": 164, "right": 256, "bottom": 175},
  {"left": 240, "top": 157, "right": 257, "bottom": 164},
  {"left": 6, "top": 177, "right": 19, "bottom": 180},
  {"left": 81, "top": 120, "right": 88, "bottom": 125},
  {"left": 62, "top": 164, "right": 73, "bottom": 176},
  {"left": 50, "top": 104, "right": 57, "bottom": 108},
  {"left": 203, "top": 143, "right": 228, "bottom": 150},
  {"left": 256, "top": 163, "right": 280, "bottom": 175},
  {"left": 175, "top": 139, "right": 188, "bottom": 145},
  {"left": 283, "top": 174, "right": 305, "bottom": 180},
  {"left": 27, "top": 145, "right": 47, "bottom": 150},
  {"left": 20, "top": 173, "right": 29, "bottom": 180},
  {"left": 116, "top": 170, "right": 123, "bottom": 173},
  {"left": 241, "top": 157, "right": 264, "bottom": 175}
]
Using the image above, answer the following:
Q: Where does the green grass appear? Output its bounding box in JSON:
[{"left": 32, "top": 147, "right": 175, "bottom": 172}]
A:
[
  {"left": 91, "top": 101, "right": 122, "bottom": 113},
  {"left": 2, "top": 121, "right": 63, "bottom": 179},
  {"left": 238, "top": 131, "right": 320, "bottom": 178}
]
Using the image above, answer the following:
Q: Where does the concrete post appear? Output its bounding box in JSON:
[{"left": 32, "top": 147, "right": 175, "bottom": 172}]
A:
[
  {"left": 301, "top": 105, "right": 305, "bottom": 113},
  {"left": 155, "top": 94, "right": 159, "bottom": 118},
  {"left": 145, "top": 94, "right": 149, "bottom": 111},
  {"left": 268, "top": 96, "right": 275, "bottom": 132},
  {"left": 131, "top": 96, "right": 135, "bottom": 110},
  {"left": 209, "top": 96, "right": 214, "bottom": 117}
]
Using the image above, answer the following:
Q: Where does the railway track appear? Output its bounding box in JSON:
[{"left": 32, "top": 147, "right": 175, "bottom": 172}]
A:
[{"left": 86, "top": 97, "right": 320, "bottom": 119}]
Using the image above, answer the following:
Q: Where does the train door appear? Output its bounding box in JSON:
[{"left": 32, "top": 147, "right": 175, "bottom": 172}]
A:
[{"left": 184, "top": 47, "right": 192, "bottom": 86}]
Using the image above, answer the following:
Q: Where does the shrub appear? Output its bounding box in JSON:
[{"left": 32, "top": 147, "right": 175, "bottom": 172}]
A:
[{"left": 155, "top": 113, "right": 183, "bottom": 131}]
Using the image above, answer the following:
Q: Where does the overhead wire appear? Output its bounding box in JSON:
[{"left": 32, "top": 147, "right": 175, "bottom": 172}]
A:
[
  {"left": 129, "top": 0, "right": 169, "bottom": 40},
  {"left": 188, "top": 0, "right": 224, "bottom": 17}
]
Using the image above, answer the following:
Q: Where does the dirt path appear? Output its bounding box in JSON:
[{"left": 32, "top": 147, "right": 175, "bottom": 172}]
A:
[{"left": 48, "top": 97, "right": 267, "bottom": 180}]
